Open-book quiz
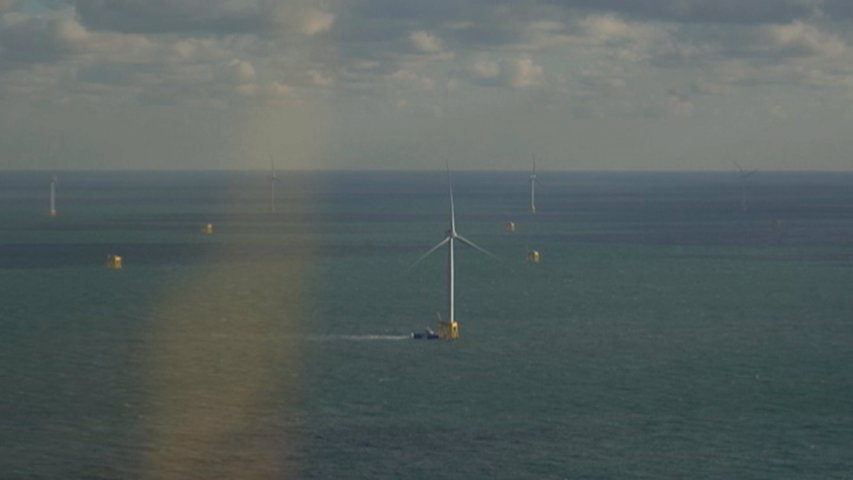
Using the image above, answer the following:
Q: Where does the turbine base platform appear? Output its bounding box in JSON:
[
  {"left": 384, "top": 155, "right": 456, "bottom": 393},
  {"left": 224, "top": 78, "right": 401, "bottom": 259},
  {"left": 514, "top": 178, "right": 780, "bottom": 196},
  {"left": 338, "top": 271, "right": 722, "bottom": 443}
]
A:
[{"left": 438, "top": 320, "right": 459, "bottom": 340}]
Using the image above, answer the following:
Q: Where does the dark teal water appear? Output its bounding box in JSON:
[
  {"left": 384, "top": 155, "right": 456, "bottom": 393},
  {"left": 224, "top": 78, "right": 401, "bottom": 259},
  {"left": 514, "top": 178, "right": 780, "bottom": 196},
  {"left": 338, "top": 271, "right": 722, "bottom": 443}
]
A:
[{"left": 1, "top": 171, "right": 852, "bottom": 479}]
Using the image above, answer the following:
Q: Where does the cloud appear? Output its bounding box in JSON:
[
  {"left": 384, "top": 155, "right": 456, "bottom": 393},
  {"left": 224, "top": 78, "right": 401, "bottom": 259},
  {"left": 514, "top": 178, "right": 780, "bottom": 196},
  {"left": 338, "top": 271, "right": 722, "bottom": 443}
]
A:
[
  {"left": 816, "top": 0, "right": 853, "bottom": 19},
  {"left": 1, "top": 2, "right": 852, "bottom": 123},
  {"left": 579, "top": 67, "right": 627, "bottom": 89},
  {"left": 410, "top": 31, "right": 443, "bottom": 53},
  {"left": 468, "top": 55, "right": 544, "bottom": 88},
  {"left": 470, "top": 58, "right": 500, "bottom": 80},
  {"left": 388, "top": 68, "right": 435, "bottom": 90},
  {"left": 754, "top": 21, "right": 845, "bottom": 57},
  {"left": 0, "top": 9, "right": 81, "bottom": 67},
  {"left": 542, "top": 0, "right": 817, "bottom": 25},
  {"left": 75, "top": 0, "right": 272, "bottom": 34},
  {"left": 507, "top": 55, "right": 544, "bottom": 87},
  {"left": 229, "top": 59, "right": 256, "bottom": 83},
  {"left": 299, "top": 9, "right": 334, "bottom": 35},
  {"left": 640, "top": 94, "right": 695, "bottom": 118},
  {"left": 75, "top": 0, "right": 335, "bottom": 37},
  {"left": 307, "top": 69, "right": 334, "bottom": 87}
]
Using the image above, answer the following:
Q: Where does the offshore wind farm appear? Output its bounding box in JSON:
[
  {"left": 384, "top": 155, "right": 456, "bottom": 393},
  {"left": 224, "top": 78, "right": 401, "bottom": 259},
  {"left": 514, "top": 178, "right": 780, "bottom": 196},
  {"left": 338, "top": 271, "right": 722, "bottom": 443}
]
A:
[
  {"left": 2, "top": 169, "right": 853, "bottom": 478},
  {"left": 4, "top": 0, "right": 853, "bottom": 478}
]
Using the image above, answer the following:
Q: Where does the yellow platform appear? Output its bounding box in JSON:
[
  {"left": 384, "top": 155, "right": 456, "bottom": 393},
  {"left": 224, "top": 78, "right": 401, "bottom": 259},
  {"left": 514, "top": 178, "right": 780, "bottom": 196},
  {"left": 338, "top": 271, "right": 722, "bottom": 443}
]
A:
[
  {"left": 438, "top": 320, "right": 459, "bottom": 340},
  {"left": 201, "top": 223, "right": 214, "bottom": 234},
  {"left": 105, "top": 254, "right": 122, "bottom": 269}
]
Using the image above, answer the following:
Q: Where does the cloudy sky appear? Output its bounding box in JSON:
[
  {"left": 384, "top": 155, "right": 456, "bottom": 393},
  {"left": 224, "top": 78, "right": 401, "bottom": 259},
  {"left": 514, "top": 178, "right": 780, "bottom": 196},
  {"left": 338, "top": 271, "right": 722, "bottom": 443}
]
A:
[{"left": 2, "top": 0, "right": 853, "bottom": 170}]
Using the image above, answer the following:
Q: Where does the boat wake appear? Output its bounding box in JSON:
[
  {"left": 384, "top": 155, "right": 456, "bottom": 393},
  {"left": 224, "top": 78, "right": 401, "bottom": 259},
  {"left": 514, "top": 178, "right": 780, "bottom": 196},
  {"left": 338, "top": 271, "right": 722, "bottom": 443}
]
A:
[{"left": 305, "top": 334, "right": 410, "bottom": 342}]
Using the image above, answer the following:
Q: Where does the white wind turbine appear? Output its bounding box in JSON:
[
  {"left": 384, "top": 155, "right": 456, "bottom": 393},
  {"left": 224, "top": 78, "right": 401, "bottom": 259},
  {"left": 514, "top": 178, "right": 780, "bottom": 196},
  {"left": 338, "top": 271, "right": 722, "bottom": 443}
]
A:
[
  {"left": 49, "top": 175, "right": 58, "bottom": 217},
  {"left": 529, "top": 155, "right": 542, "bottom": 214},
  {"left": 270, "top": 155, "right": 277, "bottom": 213},
  {"left": 735, "top": 162, "right": 757, "bottom": 212},
  {"left": 412, "top": 169, "right": 496, "bottom": 340}
]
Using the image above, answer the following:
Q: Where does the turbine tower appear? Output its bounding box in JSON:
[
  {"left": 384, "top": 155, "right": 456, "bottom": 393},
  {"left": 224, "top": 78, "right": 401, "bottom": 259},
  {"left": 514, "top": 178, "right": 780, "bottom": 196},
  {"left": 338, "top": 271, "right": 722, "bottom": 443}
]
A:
[
  {"left": 270, "top": 156, "right": 277, "bottom": 213},
  {"left": 735, "top": 162, "right": 757, "bottom": 212},
  {"left": 529, "top": 155, "right": 540, "bottom": 214},
  {"left": 414, "top": 170, "right": 495, "bottom": 340},
  {"left": 49, "top": 176, "right": 57, "bottom": 217}
]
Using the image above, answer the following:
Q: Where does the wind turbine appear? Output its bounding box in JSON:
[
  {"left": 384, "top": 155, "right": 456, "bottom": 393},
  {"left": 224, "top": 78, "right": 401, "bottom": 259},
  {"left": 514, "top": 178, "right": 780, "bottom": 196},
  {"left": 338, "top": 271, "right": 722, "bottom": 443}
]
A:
[
  {"left": 269, "top": 155, "right": 277, "bottom": 213},
  {"left": 412, "top": 170, "right": 496, "bottom": 340},
  {"left": 49, "top": 175, "right": 57, "bottom": 217},
  {"left": 529, "top": 155, "right": 541, "bottom": 214},
  {"left": 735, "top": 162, "right": 757, "bottom": 212}
]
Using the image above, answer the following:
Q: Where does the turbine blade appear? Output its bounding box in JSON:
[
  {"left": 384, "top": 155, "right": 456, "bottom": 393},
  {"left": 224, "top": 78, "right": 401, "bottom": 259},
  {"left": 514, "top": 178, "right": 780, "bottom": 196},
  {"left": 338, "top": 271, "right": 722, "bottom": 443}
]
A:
[
  {"left": 733, "top": 161, "right": 744, "bottom": 173},
  {"left": 411, "top": 236, "right": 450, "bottom": 268},
  {"left": 744, "top": 170, "right": 758, "bottom": 178},
  {"left": 446, "top": 163, "right": 456, "bottom": 234},
  {"left": 456, "top": 234, "right": 499, "bottom": 261}
]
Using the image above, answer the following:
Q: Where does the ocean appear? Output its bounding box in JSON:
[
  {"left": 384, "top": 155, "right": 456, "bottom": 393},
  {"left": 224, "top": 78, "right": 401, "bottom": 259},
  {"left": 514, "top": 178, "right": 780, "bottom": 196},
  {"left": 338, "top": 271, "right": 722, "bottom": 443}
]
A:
[{"left": 1, "top": 170, "right": 852, "bottom": 479}]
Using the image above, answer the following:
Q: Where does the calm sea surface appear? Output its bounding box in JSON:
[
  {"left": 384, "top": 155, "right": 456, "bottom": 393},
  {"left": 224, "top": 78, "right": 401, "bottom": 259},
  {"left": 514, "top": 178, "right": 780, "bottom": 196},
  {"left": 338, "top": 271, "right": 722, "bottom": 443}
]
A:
[{"left": 1, "top": 171, "right": 852, "bottom": 479}]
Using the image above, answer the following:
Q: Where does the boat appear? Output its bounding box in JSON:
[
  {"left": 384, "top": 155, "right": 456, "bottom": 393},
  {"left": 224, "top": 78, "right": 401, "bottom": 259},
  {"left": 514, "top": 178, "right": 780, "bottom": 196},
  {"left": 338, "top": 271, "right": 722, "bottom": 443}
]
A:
[{"left": 411, "top": 328, "right": 440, "bottom": 340}]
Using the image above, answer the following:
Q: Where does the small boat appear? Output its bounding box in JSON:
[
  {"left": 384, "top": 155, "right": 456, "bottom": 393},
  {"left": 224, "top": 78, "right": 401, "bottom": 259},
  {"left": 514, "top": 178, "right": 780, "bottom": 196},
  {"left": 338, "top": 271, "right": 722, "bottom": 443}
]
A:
[{"left": 411, "top": 328, "right": 439, "bottom": 340}]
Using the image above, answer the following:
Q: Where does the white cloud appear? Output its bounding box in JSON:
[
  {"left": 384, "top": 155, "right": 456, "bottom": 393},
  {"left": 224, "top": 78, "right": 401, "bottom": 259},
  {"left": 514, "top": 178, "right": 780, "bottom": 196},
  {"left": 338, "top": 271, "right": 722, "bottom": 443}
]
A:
[
  {"left": 389, "top": 69, "right": 435, "bottom": 90},
  {"left": 756, "top": 21, "right": 845, "bottom": 57},
  {"left": 300, "top": 9, "right": 334, "bottom": 36},
  {"left": 468, "top": 55, "right": 544, "bottom": 88},
  {"left": 229, "top": 59, "right": 256, "bottom": 83},
  {"left": 470, "top": 59, "right": 500, "bottom": 80},
  {"left": 54, "top": 17, "right": 90, "bottom": 45},
  {"left": 580, "top": 14, "right": 664, "bottom": 44},
  {"left": 268, "top": 81, "right": 294, "bottom": 97},
  {"left": 307, "top": 69, "right": 333, "bottom": 87},
  {"left": 410, "top": 30, "right": 443, "bottom": 53},
  {"left": 507, "top": 55, "right": 544, "bottom": 87}
]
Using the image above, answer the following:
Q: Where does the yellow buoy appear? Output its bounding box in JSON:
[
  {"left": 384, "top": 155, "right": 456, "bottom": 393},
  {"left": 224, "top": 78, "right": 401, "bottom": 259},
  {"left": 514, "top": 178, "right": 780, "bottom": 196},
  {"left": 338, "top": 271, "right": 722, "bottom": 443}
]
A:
[
  {"left": 105, "top": 254, "right": 122, "bottom": 269},
  {"left": 527, "top": 250, "right": 540, "bottom": 263},
  {"left": 201, "top": 223, "right": 214, "bottom": 234},
  {"left": 504, "top": 221, "right": 516, "bottom": 232}
]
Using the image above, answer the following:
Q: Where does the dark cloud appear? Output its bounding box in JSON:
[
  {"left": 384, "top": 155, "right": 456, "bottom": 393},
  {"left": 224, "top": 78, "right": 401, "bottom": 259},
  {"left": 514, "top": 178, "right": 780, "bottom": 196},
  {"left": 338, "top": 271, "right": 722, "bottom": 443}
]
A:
[
  {"left": 0, "top": 11, "right": 78, "bottom": 69},
  {"left": 74, "top": 0, "right": 272, "bottom": 34},
  {"left": 819, "top": 0, "right": 853, "bottom": 18},
  {"left": 542, "top": 0, "right": 817, "bottom": 25}
]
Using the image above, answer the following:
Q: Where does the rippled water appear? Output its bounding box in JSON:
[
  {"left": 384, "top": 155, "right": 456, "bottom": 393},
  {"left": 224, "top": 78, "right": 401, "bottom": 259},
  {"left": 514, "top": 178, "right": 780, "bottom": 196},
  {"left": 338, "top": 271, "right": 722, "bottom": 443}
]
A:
[{"left": 1, "top": 171, "right": 852, "bottom": 479}]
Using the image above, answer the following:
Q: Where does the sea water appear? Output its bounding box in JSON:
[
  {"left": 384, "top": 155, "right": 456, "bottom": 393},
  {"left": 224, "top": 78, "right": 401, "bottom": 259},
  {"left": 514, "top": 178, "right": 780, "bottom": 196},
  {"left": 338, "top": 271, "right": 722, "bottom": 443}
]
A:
[{"left": 1, "top": 171, "right": 852, "bottom": 479}]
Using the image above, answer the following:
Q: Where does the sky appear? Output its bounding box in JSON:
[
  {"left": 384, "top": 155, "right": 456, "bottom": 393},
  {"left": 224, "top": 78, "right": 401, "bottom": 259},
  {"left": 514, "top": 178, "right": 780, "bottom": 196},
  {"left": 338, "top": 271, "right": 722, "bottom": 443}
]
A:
[{"left": 2, "top": 0, "right": 853, "bottom": 170}]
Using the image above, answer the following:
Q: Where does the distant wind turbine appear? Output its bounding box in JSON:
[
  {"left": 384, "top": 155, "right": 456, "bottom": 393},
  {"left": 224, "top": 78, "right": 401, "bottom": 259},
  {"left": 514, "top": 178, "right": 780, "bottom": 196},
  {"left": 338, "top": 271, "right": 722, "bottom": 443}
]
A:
[
  {"left": 529, "top": 155, "right": 542, "bottom": 214},
  {"left": 412, "top": 168, "right": 496, "bottom": 340},
  {"left": 49, "top": 175, "right": 57, "bottom": 217},
  {"left": 270, "top": 155, "right": 277, "bottom": 213},
  {"left": 735, "top": 162, "right": 757, "bottom": 212}
]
